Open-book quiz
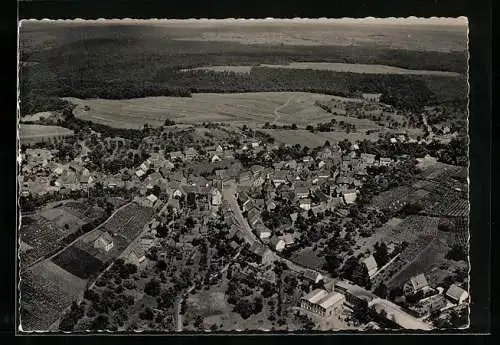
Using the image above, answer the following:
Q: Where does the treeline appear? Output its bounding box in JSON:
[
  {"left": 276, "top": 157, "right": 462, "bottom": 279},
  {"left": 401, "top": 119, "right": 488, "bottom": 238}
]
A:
[{"left": 20, "top": 34, "right": 468, "bottom": 116}]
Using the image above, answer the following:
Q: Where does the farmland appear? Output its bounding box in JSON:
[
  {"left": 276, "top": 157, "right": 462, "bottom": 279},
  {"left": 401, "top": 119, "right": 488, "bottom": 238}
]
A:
[
  {"left": 20, "top": 200, "right": 106, "bottom": 267},
  {"left": 19, "top": 124, "right": 74, "bottom": 144},
  {"left": 66, "top": 92, "right": 341, "bottom": 129},
  {"left": 186, "top": 62, "right": 462, "bottom": 76},
  {"left": 52, "top": 245, "right": 106, "bottom": 280},
  {"left": 20, "top": 260, "right": 87, "bottom": 331}
]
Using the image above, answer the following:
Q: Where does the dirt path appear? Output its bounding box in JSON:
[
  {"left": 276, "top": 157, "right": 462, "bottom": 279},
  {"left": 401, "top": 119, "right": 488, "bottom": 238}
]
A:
[{"left": 271, "top": 95, "right": 296, "bottom": 125}]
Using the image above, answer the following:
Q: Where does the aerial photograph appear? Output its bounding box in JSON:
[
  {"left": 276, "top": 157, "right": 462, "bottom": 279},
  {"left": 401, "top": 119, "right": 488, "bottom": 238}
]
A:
[{"left": 18, "top": 17, "right": 469, "bottom": 332}]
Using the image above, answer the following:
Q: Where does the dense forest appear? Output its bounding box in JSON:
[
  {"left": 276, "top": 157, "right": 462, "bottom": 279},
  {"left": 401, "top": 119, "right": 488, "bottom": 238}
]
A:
[{"left": 20, "top": 31, "right": 468, "bottom": 116}]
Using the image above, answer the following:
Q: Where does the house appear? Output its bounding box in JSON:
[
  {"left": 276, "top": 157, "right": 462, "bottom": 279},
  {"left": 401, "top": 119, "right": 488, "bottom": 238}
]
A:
[
  {"left": 272, "top": 170, "right": 288, "bottom": 187},
  {"left": 299, "top": 198, "right": 312, "bottom": 211},
  {"left": 360, "top": 153, "right": 376, "bottom": 165},
  {"left": 269, "top": 236, "right": 286, "bottom": 252},
  {"left": 302, "top": 156, "right": 313, "bottom": 163},
  {"left": 248, "top": 242, "right": 273, "bottom": 265},
  {"left": 404, "top": 274, "right": 430, "bottom": 296},
  {"left": 184, "top": 147, "right": 198, "bottom": 160},
  {"left": 210, "top": 153, "right": 222, "bottom": 162},
  {"left": 379, "top": 157, "right": 392, "bottom": 167},
  {"left": 342, "top": 190, "right": 358, "bottom": 204},
  {"left": 94, "top": 231, "right": 114, "bottom": 252},
  {"left": 145, "top": 194, "right": 159, "bottom": 208},
  {"left": 362, "top": 255, "right": 378, "bottom": 278},
  {"left": 211, "top": 189, "right": 223, "bottom": 206},
  {"left": 266, "top": 200, "right": 277, "bottom": 211},
  {"left": 445, "top": 284, "right": 469, "bottom": 305},
  {"left": 254, "top": 224, "right": 272, "bottom": 240},
  {"left": 128, "top": 248, "right": 146, "bottom": 266},
  {"left": 223, "top": 150, "right": 235, "bottom": 160},
  {"left": 170, "top": 151, "right": 184, "bottom": 161},
  {"left": 79, "top": 173, "right": 94, "bottom": 186},
  {"left": 362, "top": 93, "right": 382, "bottom": 103},
  {"left": 285, "top": 160, "right": 298, "bottom": 170},
  {"left": 238, "top": 171, "right": 252, "bottom": 185},
  {"left": 310, "top": 204, "right": 326, "bottom": 216},
  {"left": 295, "top": 185, "right": 310, "bottom": 199},
  {"left": 279, "top": 234, "right": 295, "bottom": 247},
  {"left": 166, "top": 198, "right": 180, "bottom": 211},
  {"left": 300, "top": 289, "right": 345, "bottom": 318},
  {"left": 303, "top": 269, "right": 323, "bottom": 284},
  {"left": 251, "top": 141, "right": 260, "bottom": 149},
  {"left": 316, "top": 170, "right": 330, "bottom": 180},
  {"left": 317, "top": 160, "right": 326, "bottom": 169},
  {"left": 334, "top": 280, "right": 376, "bottom": 310},
  {"left": 247, "top": 208, "right": 262, "bottom": 228}
]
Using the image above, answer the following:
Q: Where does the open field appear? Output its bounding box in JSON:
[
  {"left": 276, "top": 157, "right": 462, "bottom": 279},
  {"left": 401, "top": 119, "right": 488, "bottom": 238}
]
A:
[
  {"left": 262, "top": 129, "right": 385, "bottom": 147},
  {"left": 185, "top": 62, "right": 461, "bottom": 76},
  {"left": 20, "top": 260, "right": 86, "bottom": 331},
  {"left": 52, "top": 245, "right": 106, "bottom": 279},
  {"left": 19, "top": 124, "right": 74, "bottom": 143},
  {"left": 66, "top": 92, "right": 342, "bottom": 129}
]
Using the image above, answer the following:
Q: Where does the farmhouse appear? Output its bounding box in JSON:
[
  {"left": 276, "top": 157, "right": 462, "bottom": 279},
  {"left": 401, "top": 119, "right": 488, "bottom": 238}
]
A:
[
  {"left": 254, "top": 224, "right": 272, "bottom": 240},
  {"left": 128, "top": 248, "right": 146, "bottom": 266},
  {"left": 145, "top": 194, "right": 159, "bottom": 208},
  {"left": 379, "top": 157, "right": 393, "bottom": 167},
  {"left": 299, "top": 198, "right": 312, "bottom": 211},
  {"left": 94, "top": 231, "right": 114, "bottom": 252},
  {"left": 248, "top": 242, "right": 273, "bottom": 265},
  {"left": 445, "top": 284, "right": 469, "bottom": 305},
  {"left": 279, "top": 234, "right": 295, "bottom": 247},
  {"left": 170, "top": 151, "right": 184, "bottom": 161},
  {"left": 404, "top": 274, "right": 430, "bottom": 296},
  {"left": 334, "top": 280, "right": 376, "bottom": 310},
  {"left": 303, "top": 269, "right": 323, "bottom": 284},
  {"left": 269, "top": 236, "right": 286, "bottom": 252},
  {"left": 183, "top": 147, "right": 198, "bottom": 160},
  {"left": 360, "top": 153, "right": 376, "bottom": 165},
  {"left": 300, "top": 289, "right": 345, "bottom": 318},
  {"left": 342, "top": 190, "right": 358, "bottom": 204}
]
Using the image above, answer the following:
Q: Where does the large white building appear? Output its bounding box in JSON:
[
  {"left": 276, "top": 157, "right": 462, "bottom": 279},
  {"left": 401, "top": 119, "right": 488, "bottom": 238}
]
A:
[{"left": 300, "top": 289, "right": 345, "bottom": 318}]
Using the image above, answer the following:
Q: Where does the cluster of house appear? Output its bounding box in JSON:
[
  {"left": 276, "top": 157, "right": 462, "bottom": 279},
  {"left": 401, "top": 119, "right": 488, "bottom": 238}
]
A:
[
  {"left": 298, "top": 271, "right": 469, "bottom": 330},
  {"left": 19, "top": 148, "right": 97, "bottom": 197}
]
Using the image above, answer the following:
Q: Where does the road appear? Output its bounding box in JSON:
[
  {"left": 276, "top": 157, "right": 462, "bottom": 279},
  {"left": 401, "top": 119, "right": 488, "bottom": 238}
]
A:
[{"left": 222, "top": 182, "right": 331, "bottom": 279}]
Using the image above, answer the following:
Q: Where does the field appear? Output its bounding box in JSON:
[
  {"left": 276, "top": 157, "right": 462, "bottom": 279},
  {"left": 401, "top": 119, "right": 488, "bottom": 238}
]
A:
[
  {"left": 186, "top": 62, "right": 461, "bottom": 76},
  {"left": 51, "top": 245, "right": 106, "bottom": 279},
  {"left": 20, "top": 201, "right": 106, "bottom": 267},
  {"left": 19, "top": 124, "right": 74, "bottom": 143},
  {"left": 289, "top": 246, "right": 325, "bottom": 270},
  {"left": 262, "top": 129, "right": 384, "bottom": 147},
  {"left": 66, "top": 92, "right": 349, "bottom": 129},
  {"left": 20, "top": 260, "right": 87, "bottom": 331}
]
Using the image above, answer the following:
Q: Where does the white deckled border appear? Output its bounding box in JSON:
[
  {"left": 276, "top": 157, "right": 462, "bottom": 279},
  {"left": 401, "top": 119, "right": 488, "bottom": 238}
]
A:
[{"left": 16, "top": 16, "right": 470, "bottom": 334}]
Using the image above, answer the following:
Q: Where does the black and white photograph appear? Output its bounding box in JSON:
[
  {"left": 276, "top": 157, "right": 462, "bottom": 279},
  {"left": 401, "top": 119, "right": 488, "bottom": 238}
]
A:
[{"left": 17, "top": 17, "right": 471, "bottom": 333}]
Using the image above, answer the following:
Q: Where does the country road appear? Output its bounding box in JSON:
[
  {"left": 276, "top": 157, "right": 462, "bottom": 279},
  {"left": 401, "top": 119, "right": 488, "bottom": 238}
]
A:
[
  {"left": 271, "top": 95, "right": 296, "bottom": 125},
  {"left": 222, "top": 182, "right": 331, "bottom": 279}
]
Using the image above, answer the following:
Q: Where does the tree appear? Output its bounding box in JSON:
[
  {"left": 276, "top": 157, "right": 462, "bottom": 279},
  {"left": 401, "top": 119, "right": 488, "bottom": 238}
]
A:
[
  {"left": 91, "top": 315, "right": 109, "bottom": 330},
  {"left": 373, "top": 242, "right": 390, "bottom": 267},
  {"left": 374, "top": 283, "right": 388, "bottom": 299},
  {"left": 351, "top": 263, "right": 371, "bottom": 289},
  {"left": 144, "top": 279, "right": 161, "bottom": 296}
]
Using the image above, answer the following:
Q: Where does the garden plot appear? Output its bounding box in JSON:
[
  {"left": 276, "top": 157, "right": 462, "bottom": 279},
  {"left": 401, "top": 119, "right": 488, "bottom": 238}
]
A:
[
  {"left": 52, "top": 245, "right": 106, "bottom": 280},
  {"left": 20, "top": 260, "right": 86, "bottom": 331}
]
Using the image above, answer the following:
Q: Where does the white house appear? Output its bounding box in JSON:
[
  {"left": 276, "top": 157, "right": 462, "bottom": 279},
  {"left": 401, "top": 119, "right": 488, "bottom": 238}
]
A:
[
  {"left": 299, "top": 198, "right": 312, "bottom": 211},
  {"left": 303, "top": 269, "right": 323, "bottom": 284},
  {"left": 342, "top": 190, "right": 358, "bottom": 204},
  {"left": 270, "top": 236, "right": 286, "bottom": 252},
  {"left": 145, "top": 194, "right": 159, "bottom": 208},
  {"left": 94, "top": 231, "right": 114, "bottom": 252},
  {"left": 211, "top": 189, "right": 223, "bottom": 206},
  {"left": 255, "top": 225, "right": 272, "bottom": 240},
  {"left": 445, "top": 284, "right": 469, "bottom": 305}
]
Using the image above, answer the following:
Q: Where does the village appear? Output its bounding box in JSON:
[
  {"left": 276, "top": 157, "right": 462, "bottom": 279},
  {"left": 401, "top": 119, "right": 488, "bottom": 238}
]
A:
[{"left": 19, "top": 93, "right": 469, "bottom": 331}]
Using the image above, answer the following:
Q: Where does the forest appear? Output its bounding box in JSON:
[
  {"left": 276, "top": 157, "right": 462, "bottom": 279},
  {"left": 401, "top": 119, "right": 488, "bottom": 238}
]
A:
[{"left": 19, "top": 32, "right": 468, "bottom": 116}]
